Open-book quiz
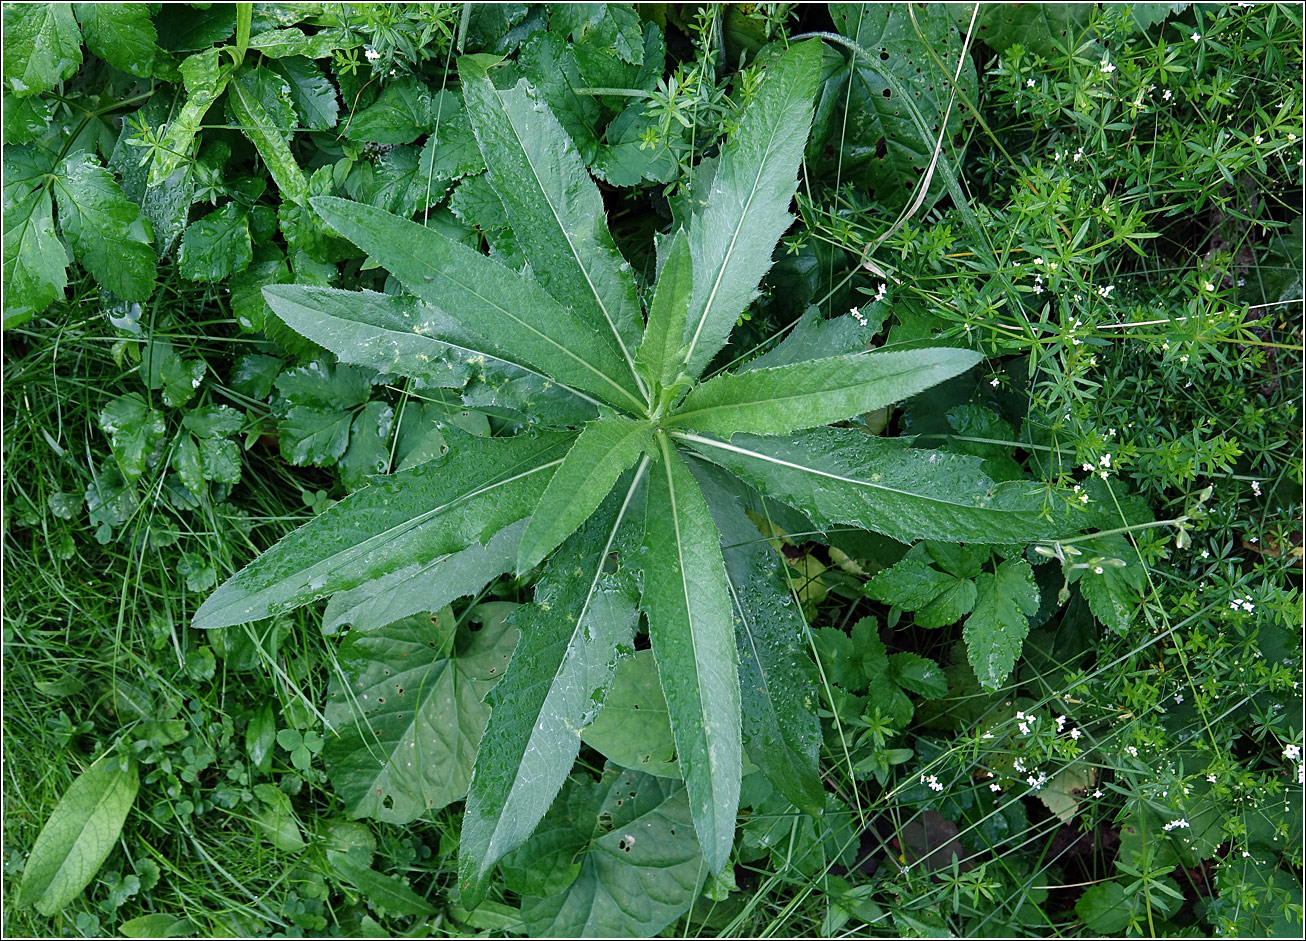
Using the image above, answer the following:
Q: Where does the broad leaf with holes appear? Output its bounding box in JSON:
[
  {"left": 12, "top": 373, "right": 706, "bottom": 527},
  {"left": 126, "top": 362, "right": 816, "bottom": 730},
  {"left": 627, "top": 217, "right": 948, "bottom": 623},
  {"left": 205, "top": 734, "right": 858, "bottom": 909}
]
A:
[{"left": 196, "top": 38, "right": 1087, "bottom": 908}]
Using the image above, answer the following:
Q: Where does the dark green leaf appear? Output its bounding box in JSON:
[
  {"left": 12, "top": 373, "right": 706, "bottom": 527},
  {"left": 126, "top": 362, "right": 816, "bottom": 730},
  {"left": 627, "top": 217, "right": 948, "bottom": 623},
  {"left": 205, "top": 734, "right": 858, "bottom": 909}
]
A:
[
  {"left": 3, "top": 4, "right": 82, "bottom": 98},
  {"left": 248, "top": 26, "right": 356, "bottom": 59},
  {"left": 73, "top": 3, "right": 156, "bottom": 77},
  {"left": 744, "top": 307, "right": 881, "bottom": 371},
  {"left": 52, "top": 153, "right": 156, "bottom": 301},
  {"left": 888, "top": 653, "right": 948, "bottom": 699},
  {"left": 268, "top": 56, "right": 339, "bottom": 130},
  {"left": 246, "top": 702, "right": 276, "bottom": 775},
  {"left": 680, "top": 40, "right": 821, "bottom": 378},
  {"left": 954, "top": 3, "right": 1097, "bottom": 57},
  {"left": 99, "top": 394, "right": 167, "bottom": 480},
  {"left": 459, "top": 477, "right": 645, "bottom": 906},
  {"left": 460, "top": 57, "right": 646, "bottom": 385},
  {"left": 327, "top": 853, "right": 437, "bottom": 917},
  {"left": 965, "top": 559, "right": 1040, "bottom": 690},
  {"left": 640, "top": 435, "right": 740, "bottom": 873},
  {"left": 227, "top": 66, "right": 309, "bottom": 206},
  {"left": 151, "top": 49, "right": 232, "bottom": 186},
  {"left": 193, "top": 430, "right": 573, "bottom": 629},
  {"left": 178, "top": 203, "right": 252, "bottom": 282},
  {"left": 517, "top": 29, "right": 601, "bottom": 164},
  {"left": 17, "top": 753, "right": 139, "bottom": 916},
  {"left": 108, "top": 100, "right": 195, "bottom": 253},
  {"left": 311, "top": 196, "right": 646, "bottom": 412},
  {"left": 344, "top": 76, "right": 432, "bottom": 144},
  {"left": 338, "top": 400, "right": 394, "bottom": 490},
  {"left": 2, "top": 148, "right": 68, "bottom": 324},
  {"left": 667, "top": 349, "right": 981, "bottom": 437},
  {"left": 679, "top": 428, "right": 1066, "bottom": 545},
  {"left": 322, "top": 519, "right": 525, "bottom": 635},
  {"left": 322, "top": 606, "right": 517, "bottom": 823}
]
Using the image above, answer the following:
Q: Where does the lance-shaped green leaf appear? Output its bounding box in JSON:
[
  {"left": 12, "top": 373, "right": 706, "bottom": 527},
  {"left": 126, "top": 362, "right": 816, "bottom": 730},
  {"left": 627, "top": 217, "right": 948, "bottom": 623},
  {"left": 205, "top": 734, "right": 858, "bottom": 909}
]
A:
[
  {"left": 227, "top": 66, "right": 309, "bottom": 206},
  {"left": 311, "top": 196, "right": 646, "bottom": 412},
  {"left": 691, "top": 462, "right": 825, "bottom": 815},
  {"left": 52, "top": 153, "right": 156, "bottom": 301},
  {"left": 680, "top": 40, "right": 821, "bottom": 378},
  {"left": 193, "top": 430, "right": 574, "bottom": 629},
  {"left": 640, "top": 434, "right": 740, "bottom": 874},
  {"left": 460, "top": 55, "right": 645, "bottom": 388},
  {"left": 667, "top": 348, "right": 982, "bottom": 437},
  {"left": 459, "top": 470, "right": 646, "bottom": 908},
  {"left": 322, "top": 519, "right": 526, "bottom": 635},
  {"left": 17, "top": 753, "right": 139, "bottom": 916},
  {"left": 678, "top": 428, "right": 1066, "bottom": 545},
  {"left": 152, "top": 49, "right": 231, "bottom": 185},
  {"left": 634, "top": 230, "right": 692, "bottom": 393},
  {"left": 517, "top": 416, "right": 653, "bottom": 574}
]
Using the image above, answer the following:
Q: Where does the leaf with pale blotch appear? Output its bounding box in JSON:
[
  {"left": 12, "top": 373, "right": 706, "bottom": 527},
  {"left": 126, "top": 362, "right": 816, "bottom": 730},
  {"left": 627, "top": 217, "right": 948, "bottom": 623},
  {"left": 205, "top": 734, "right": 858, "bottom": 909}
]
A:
[{"left": 323, "top": 606, "right": 517, "bottom": 823}]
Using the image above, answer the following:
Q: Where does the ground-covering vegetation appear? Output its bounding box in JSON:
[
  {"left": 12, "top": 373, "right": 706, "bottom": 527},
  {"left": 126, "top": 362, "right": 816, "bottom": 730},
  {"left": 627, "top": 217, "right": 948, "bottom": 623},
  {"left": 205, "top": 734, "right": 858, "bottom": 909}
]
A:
[{"left": 3, "top": 2, "right": 1302, "bottom": 937}]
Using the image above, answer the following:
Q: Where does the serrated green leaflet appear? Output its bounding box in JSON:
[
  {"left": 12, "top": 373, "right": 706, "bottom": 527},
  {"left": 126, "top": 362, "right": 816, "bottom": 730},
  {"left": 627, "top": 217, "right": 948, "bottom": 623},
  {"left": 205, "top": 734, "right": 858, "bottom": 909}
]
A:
[
  {"left": 680, "top": 40, "right": 821, "bottom": 378},
  {"left": 666, "top": 348, "right": 982, "bottom": 437},
  {"left": 634, "top": 230, "right": 692, "bottom": 395},
  {"left": 3, "top": 4, "right": 82, "bottom": 98},
  {"left": 459, "top": 471, "right": 645, "bottom": 907},
  {"left": 322, "top": 606, "right": 517, "bottom": 823},
  {"left": 678, "top": 428, "right": 1064, "bottom": 545},
  {"left": 640, "top": 434, "right": 740, "bottom": 874},
  {"left": 516, "top": 416, "right": 653, "bottom": 574},
  {"left": 193, "top": 430, "right": 573, "bottom": 629},
  {"left": 52, "top": 153, "right": 156, "bottom": 301},
  {"left": 322, "top": 519, "right": 526, "bottom": 635},
  {"left": 74, "top": 3, "right": 156, "bottom": 78},
  {"left": 461, "top": 56, "right": 646, "bottom": 391},
  {"left": 964, "top": 559, "right": 1040, "bottom": 690},
  {"left": 17, "top": 753, "right": 139, "bottom": 916},
  {"left": 2, "top": 148, "right": 68, "bottom": 325},
  {"left": 311, "top": 196, "right": 646, "bottom": 412}
]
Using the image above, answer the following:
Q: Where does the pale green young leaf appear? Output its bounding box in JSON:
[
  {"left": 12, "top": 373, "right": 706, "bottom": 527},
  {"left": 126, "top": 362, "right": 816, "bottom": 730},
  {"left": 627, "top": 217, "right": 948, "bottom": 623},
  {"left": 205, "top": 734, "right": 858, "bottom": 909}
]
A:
[
  {"left": 99, "top": 394, "right": 167, "bottom": 480},
  {"left": 322, "top": 606, "right": 517, "bottom": 823},
  {"left": 680, "top": 39, "right": 821, "bottom": 378},
  {"left": 192, "top": 430, "right": 574, "bottom": 629},
  {"left": 964, "top": 559, "right": 1040, "bottom": 690},
  {"left": 151, "top": 49, "right": 231, "bottom": 186},
  {"left": 311, "top": 196, "right": 647, "bottom": 412},
  {"left": 52, "top": 153, "right": 157, "bottom": 301},
  {"left": 580, "top": 650, "right": 679, "bottom": 779},
  {"left": 2, "top": 149, "right": 68, "bottom": 324},
  {"left": 3, "top": 4, "right": 82, "bottom": 98},
  {"left": 73, "top": 3, "right": 156, "bottom": 77},
  {"left": 667, "top": 348, "right": 982, "bottom": 437},
  {"left": 460, "top": 56, "right": 646, "bottom": 385},
  {"left": 692, "top": 462, "right": 825, "bottom": 815},
  {"left": 634, "top": 230, "right": 692, "bottom": 392},
  {"left": 17, "top": 753, "right": 139, "bottom": 916},
  {"left": 227, "top": 66, "right": 310, "bottom": 206},
  {"left": 248, "top": 26, "right": 357, "bottom": 59},
  {"left": 517, "top": 416, "right": 652, "bottom": 574},
  {"left": 323, "top": 519, "right": 526, "bottom": 635},
  {"left": 678, "top": 428, "right": 1065, "bottom": 545},
  {"left": 640, "top": 435, "right": 740, "bottom": 874},
  {"left": 459, "top": 473, "right": 645, "bottom": 907}
]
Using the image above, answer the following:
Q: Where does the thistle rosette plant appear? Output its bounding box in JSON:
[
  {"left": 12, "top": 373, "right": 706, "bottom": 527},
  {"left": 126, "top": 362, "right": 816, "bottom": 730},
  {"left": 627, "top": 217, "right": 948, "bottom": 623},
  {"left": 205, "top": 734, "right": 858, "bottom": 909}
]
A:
[{"left": 193, "top": 41, "right": 1071, "bottom": 905}]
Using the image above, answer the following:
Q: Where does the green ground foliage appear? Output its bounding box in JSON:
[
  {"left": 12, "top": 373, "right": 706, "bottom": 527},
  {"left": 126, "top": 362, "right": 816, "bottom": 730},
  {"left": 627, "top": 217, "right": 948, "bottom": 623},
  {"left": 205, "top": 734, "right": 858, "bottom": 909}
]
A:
[{"left": 3, "top": 3, "right": 1302, "bottom": 938}]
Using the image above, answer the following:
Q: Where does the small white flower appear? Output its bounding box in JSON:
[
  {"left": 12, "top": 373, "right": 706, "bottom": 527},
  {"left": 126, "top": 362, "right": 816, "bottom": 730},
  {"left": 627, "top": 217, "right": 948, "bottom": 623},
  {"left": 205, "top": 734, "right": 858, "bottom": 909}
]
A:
[
  {"left": 1125, "top": 745, "right": 1139, "bottom": 758},
  {"left": 1162, "top": 89, "right": 1173, "bottom": 101},
  {"left": 1254, "top": 135, "right": 1264, "bottom": 144},
  {"left": 1078, "top": 491, "right": 1090, "bottom": 504},
  {"left": 1056, "top": 714, "right": 1068, "bottom": 730},
  {"left": 990, "top": 781, "right": 1003, "bottom": 792},
  {"left": 1251, "top": 480, "right": 1262, "bottom": 496},
  {"left": 1070, "top": 728, "right": 1082, "bottom": 740},
  {"left": 1026, "top": 78, "right": 1036, "bottom": 88},
  {"left": 1174, "top": 693, "right": 1184, "bottom": 703},
  {"left": 920, "top": 773, "right": 944, "bottom": 792},
  {"left": 1100, "top": 61, "right": 1116, "bottom": 74},
  {"left": 1092, "top": 789, "right": 1104, "bottom": 798},
  {"left": 1191, "top": 31, "right": 1202, "bottom": 42},
  {"left": 1014, "top": 757, "right": 1027, "bottom": 772},
  {"left": 1034, "top": 256, "right": 1044, "bottom": 266},
  {"left": 1207, "top": 774, "right": 1217, "bottom": 783},
  {"left": 1082, "top": 462, "right": 1094, "bottom": 472},
  {"left": 1200, "top": 549, "right": 1209, "bottom": 559},
  {"left": 364, "top": 47, "right": 381, "bottom": 62},
  {"left": 1283, "top": 744, "right": 1301, "bottom": 761},
  {"left": 1241, "top": 600, "right": 1255, "bottom": 613},
  {"left": 1163, "top": 818, "right": 1191, "bottom": 831},
  {"left": 1203, "top": 281, "right": 1215, "bottom": 292},
  {"left": 1099, "top": 453, "right": 1112, "bottom": 468},
  {"left": 990, "top": 377, "right": 1000, "bottom": 387}
]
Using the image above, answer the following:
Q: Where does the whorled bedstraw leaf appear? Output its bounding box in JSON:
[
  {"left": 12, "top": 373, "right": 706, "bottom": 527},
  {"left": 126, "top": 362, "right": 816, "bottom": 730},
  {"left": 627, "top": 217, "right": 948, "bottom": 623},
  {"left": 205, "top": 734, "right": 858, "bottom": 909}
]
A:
[
  {"left": 964, "top": 559, "right": 1040, "bottom": 690},
  {"left": 17, "top": 753, "right": 139, "bottom": 916},
  {"left": 192, "top": 429, "right": 574, "bottom": 629},
  {"left": 2, "top": 147, "right": 68, "bottom": 325},
  {"left": 517, "top": 767, "right": 705, "bottom": 938},
  {"left": 322, "top": 519, "right": 526, "bottom": 635},
  {"left": 323, "top": 605, "right": 517, "bottom": 823},
  {"left": 640, "top": 435, "right": 740, "bottom": 874},
  {"left": 460, "top": 56, "right": 646, "bottom": 389},
  {"left": 52, "top": 153, "right": 157, "bottom": 301},
  {"left": 179, "top": 203, "right": 252, "bottom": 282},
  {"left": 516, "top": 415, "right": 653, "bottom": 574},
  {"left": 459, "top": 472, "right": 646, "bottom": 907},
  {"left": 311, "top": 196, "right": 646, "bottom": 413},
  {"left": 679, "top": 428, "right": 1066, "bottom": 545},
  {"left": 73, "top": 3, "right": 156, "bottom": 77},
  {"left": 3, "top": 4, "right": 82, "bottom": 98},
  {"left": 667, "top": 348, "right": 982, "bottom": 438},
  {"left": 691, "top": 461, "right": 825, "bottom": 815},
  {"left": 680, "top": 40, "right": 821, "bottom": 379}
]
